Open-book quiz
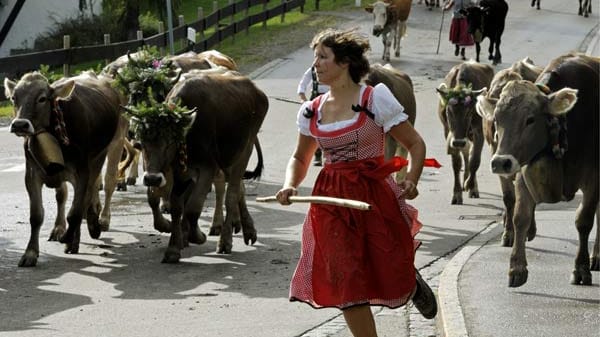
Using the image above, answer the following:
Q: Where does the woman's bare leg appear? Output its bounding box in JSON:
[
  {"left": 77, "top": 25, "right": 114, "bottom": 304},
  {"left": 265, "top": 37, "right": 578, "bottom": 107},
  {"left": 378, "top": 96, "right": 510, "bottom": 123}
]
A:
[{"left": 342, "top": 305, "right": 378, "bottom": 337}]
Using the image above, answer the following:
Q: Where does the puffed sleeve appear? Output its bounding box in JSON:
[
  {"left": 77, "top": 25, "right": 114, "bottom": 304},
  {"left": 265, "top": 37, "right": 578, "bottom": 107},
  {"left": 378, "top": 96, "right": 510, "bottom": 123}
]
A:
[
  {"left": 371, "top": 83, "right": 409, "bottom": 133},
  {"left": 296, "top": 101, "right": 312, "bottom": 136}
]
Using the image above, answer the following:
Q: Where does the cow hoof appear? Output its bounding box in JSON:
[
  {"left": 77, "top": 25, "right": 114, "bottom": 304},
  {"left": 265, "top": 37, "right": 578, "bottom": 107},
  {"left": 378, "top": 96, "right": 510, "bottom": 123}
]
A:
[
  {"left": 64, "top": 243, "right": 79, "bottom": 255},
  {"left": 154, "top": 218, "right": 171, "bottom": 233},
  {"left": 209, "top": 226, "right": 221, "bottom": 236},
  {"left": 501, "top": 232, "right": 513, "bottom": 247},
  {"left": 116, "top": 182, "right": 127, "bottom": 191},
  {"left": 18, "top": 250, "right": 39, "bottom": 267},
  {"left": 88, "top": 223, "right": 102, "bottom": 240},
  {"left": 126, "top": 177, "right": 137, "bottom": 186},
  {"left": 48, "top": 227, "right": 66, "bottom": 241},
  {"left": 161, "top": 249, "right": 181, "bottom": 264},
  {"left": 243, "top": 231, "right": 257, "bottom": 245},
  {"left": 451, "top": 195, "right": 463, "bottom": 205},
  {"left": 508, "top": 268, "right": 528, "bottom": 287},
  {"left": 571, "top": 268, "right": 592, "bottom": 285},
  {"left": 590, "top": 257, "right": 600, "bottom": 271},
  {"left": 469, "top": 190, "right": 479, "bottom": 198},
  {"left": 217, "top": 242, "right": 233, "bottom": 254},
  {"left": 395, "top": 51, "right": 400, "bottom": 57},
  {"left": 188, "top": 231, "right": 207, "bottom": 245}
]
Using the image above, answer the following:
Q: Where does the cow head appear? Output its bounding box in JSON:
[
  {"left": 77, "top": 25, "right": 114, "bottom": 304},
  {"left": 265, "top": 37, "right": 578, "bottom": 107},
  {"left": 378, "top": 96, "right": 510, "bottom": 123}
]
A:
[
  {"left": 489, "top": 80, "right": 578, "bottom": 176},
  {"left": 437, "top": 82, "right": 486, "bottom": 149},
  {"left": 4, "top": 72, "right": 75, "bottom": 137},
  {"left": 123, "top": 100, "right": 196, "bottom": 188},
  {"left": 367, "top": 1, "right": 392, "bottom": 37}
]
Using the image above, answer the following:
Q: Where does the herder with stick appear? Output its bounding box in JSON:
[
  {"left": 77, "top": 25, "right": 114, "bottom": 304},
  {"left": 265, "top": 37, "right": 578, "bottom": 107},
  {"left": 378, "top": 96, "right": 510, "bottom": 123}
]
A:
[{"left": 274, "top": 28, "right": 439, "bottom": 337}]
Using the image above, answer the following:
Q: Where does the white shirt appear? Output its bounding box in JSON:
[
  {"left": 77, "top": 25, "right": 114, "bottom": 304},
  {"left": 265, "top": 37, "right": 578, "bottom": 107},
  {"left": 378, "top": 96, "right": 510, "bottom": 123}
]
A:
[
  {"left": 297, "top": 67, "right": 330, "bottom": 95},
  {"left": 296, "top": 83, "right": 408, "bottom": 136}
]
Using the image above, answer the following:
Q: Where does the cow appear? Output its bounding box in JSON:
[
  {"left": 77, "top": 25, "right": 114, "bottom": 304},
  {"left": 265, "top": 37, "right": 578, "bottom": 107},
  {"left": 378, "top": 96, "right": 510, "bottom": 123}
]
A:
[
  {"left": 125, "top": 73, "right": 268, "bottom": 263},
  {"left": 460, "top": 0, "right": 508, "bottom": 65},
  {"left": 365, "top": 0, "right": 412, "bottom": 61},
  {"left": 364, "top": 63, "right": 416, "bottom": 182},
  {"left": 530, "top": 0, "right": 540, "bottom": 10},
  {"left": 436, "top": 60, "right": 494, "bottom": 205},
  {"left": 166, "top": 50, "right": 238, "bottom": 73},
  {"left": 3, "top": 71, "right": 121, "bottom": 266},
  {"left": 477, "top": 53, "right": 599, "bottom": 287},
  {"left": 476, "top": 57, "right": 543, "bottom": 246},
  {"left": 579, "top": 0, "right": 592, "bottom": 17}
]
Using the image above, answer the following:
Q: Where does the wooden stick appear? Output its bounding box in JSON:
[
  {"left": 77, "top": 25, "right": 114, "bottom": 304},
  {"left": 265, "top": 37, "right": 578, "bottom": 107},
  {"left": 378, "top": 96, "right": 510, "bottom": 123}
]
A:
[{"left": 256, "top": 195, "right": 372, "bottom": 211}]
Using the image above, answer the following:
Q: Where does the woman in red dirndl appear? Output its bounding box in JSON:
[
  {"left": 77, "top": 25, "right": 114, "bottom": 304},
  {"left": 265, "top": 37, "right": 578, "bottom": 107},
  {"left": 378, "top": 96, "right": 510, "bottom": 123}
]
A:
[{"left": 276, "top": 28, "right": 437, "bottom": 336}]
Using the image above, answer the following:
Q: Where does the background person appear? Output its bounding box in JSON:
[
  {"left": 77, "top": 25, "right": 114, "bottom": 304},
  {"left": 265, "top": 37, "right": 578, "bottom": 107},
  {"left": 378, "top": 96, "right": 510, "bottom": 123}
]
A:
[
  {"left": 444, "top": 0, "right": 475, "bottom": 60},
  {"left": 297, "top": 66, "right": 330, "bottom": 166}
]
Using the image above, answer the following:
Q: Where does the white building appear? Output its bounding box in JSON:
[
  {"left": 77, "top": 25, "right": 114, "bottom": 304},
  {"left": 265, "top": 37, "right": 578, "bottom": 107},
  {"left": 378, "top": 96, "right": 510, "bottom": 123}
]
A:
[{"left": 0, "top": 0, "right": 102, "bottom": 57}]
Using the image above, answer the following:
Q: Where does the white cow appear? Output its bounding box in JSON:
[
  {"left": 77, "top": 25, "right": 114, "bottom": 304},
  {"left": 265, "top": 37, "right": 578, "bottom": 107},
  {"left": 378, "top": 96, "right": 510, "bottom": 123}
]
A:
[{"left": 365, "top": 0, "right": 411, "bottom": 61}]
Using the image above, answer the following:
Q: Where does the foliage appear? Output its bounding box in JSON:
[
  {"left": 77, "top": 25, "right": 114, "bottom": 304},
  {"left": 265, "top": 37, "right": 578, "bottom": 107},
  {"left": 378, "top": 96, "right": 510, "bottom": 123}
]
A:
[
  {"left": 124, "top": 96, "right": 195, "bottom": 144},
  {"left": 441, "top": 83, "right": 474, "bottom": 107},
  {"left": 112, "top": 46, "right": 179, "bottom": 104}
]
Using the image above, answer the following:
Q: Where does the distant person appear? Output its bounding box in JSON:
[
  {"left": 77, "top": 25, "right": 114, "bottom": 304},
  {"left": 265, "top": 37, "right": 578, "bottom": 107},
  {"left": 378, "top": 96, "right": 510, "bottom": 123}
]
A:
[
  {"left": 444, "top": 0, "right": 474, "bottom": 60},
  {"left": 277, "top": 28, "right": 438, "bottom": 337},
  {"left": 297, "top": 66, "right": 330, "bottom": 166}
]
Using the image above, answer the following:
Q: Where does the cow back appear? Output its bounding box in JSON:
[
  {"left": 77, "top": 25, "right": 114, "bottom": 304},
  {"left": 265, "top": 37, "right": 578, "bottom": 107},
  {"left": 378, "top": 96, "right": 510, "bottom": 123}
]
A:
[
  {"left": 537, "top": 53, "right": 599, "bottom": 195},
  {"left": 387, "top": 0, "right": 412, "bottom": 21},
  {"left": 166, "top": 74, "right": 268, "bottom": 169},
  {"left": 364, "top": 63, "right": 416, "bottom": 124}
]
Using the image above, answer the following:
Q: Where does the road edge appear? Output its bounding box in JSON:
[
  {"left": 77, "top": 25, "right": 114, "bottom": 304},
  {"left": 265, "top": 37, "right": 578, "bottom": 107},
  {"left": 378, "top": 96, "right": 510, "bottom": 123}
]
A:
[{"left": 437, "top": 222, "right": 502, "bottom": 337}]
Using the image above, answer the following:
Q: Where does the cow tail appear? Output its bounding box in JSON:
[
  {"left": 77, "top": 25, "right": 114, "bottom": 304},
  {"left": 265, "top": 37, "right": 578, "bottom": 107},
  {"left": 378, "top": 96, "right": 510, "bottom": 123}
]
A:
[
  {"left": 117, "top": 139, "right": 137, "bottom": 179},
  {"left": 399, "top": 20, "right": 407, "bottom": 38},
  {"left": 243, "top": 138, "right": 264, "bottom": 180}
]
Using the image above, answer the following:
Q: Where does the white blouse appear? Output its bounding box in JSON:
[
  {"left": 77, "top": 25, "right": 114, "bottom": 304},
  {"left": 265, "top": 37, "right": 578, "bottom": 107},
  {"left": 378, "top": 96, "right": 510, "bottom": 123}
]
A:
[{"left": 296, "top": 83, "right": 408, "bottom": 136}]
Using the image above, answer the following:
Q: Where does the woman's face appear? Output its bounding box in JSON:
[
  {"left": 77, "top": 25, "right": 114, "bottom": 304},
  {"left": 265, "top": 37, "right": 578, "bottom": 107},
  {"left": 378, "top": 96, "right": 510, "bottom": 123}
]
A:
[{"left": 312, "top": 44, "right": 346, "bottom": 85}]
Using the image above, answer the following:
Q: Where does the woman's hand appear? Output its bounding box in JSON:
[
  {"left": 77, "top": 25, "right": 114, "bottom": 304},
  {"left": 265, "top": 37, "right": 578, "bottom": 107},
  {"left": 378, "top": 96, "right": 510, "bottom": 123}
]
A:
[
  {"left": 276, "top": 186, "right": 298, "bottom": 205},
  {"left": 398, "top": 179, "right": 419, "bottom": 200}
]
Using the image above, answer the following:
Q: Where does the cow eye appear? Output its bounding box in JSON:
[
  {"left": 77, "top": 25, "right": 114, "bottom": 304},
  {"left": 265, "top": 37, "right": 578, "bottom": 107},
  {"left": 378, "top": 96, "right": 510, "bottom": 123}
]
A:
[
  {"left": 525, "top": 116, "right": 535, "bottom": 125},
  {"left": 38, "top": 96, "right": 47, "bottom": 104}
]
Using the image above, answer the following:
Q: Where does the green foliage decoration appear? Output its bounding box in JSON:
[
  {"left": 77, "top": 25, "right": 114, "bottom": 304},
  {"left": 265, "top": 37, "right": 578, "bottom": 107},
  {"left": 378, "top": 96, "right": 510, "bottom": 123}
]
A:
[
  {"left": 441, "top": 83, "right": 474, "bottom": 107},
  {"left": 113, "top": 45, "right": 179, "bottom": 104},
  {"left": 123, "top": 93, "right": 195, "bottom": 144}
]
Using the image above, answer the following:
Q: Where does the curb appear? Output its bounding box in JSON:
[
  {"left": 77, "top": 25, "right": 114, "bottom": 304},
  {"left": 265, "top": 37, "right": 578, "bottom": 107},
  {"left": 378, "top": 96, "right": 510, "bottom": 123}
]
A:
[{"left": 437, "top": 222, "right": 503, "bottom": 337}]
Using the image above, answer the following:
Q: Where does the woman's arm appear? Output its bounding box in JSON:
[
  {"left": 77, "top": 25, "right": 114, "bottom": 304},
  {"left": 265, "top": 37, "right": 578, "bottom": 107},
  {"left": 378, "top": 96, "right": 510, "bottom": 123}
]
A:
[
  {"left": 388, "top": 121, "right": 426, "bottom": 199},
  {"left": 276, "top": 133, "right": 319, "bottom": 204}
]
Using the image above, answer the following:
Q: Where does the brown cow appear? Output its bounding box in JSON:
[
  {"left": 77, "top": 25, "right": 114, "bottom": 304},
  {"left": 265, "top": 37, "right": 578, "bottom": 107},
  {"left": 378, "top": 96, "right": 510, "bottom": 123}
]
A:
[
  {"left": 436, "top": 61, "right": 494, "bottom": 204},
  {"left": 365, "top": 0, "right": 412, "bottom": 61},
  {"left": 476, "top": 57, "right": 543, "bottom": 247},
  {"left": 4, "top": 71, "right": 121, "bottom": 266},
  {"left": 479, "top": 53, "right": 599, "bottom": 287},
  {"left": 364, "top": 63, "right": 416, "bottom": 181},
  {"left": 128, "top": 73, "right": 268, "bottom": 263}
]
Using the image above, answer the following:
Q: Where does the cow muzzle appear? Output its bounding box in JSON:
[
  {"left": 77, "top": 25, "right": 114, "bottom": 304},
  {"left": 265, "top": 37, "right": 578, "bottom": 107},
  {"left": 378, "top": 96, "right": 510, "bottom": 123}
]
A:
[
  {"left": 9, "top": 119, "right": 34, "bottom": 136},
  {"left": 372, "top": 26, "right": 383, "bottom": 37},
  {"left": 451, "top": 138, "right": 468, "bottom": 149},
  {"left": 143, "top": 172, "right": 167, "bottom": 187},
  {"left": 490, "top": 155, "right": 520, "bottom": 176}
]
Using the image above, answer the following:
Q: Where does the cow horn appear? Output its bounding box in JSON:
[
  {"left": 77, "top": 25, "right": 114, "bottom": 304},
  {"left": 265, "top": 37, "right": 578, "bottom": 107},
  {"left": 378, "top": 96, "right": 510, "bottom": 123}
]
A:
[{"left": 170, "top": 69, "right": 182, "bottom": 84}]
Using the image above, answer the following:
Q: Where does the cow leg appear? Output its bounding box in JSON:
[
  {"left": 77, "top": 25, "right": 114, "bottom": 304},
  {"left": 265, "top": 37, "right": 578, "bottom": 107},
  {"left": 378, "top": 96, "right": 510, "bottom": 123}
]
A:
[
  {"left": 148, "top": 186, "right": 171, "bottom": 233},
  {"left": 578, "top": 0, "right": 583, "bottom": 15},
  {"left": 126, "top": 146, "right": 141, "bottom": 186},
  {"left": 382, "top": 33, "right": 391, "bottom": 62},
  {"left": 570, "top": 189, "right": 597, "bottom": 285},
  {"left": 464, "top": 130, "right": 482, "bottom": 198},
  {"left": 590, "top": 204, "right": 600, "bottom": 270},
  {"left": 499, "top": 175, "right": 516, "bottom": 247},
  {"left": 162, "top": 184, "right": 187, "bottom": 264},
  {"left": 239, "top": 183, "right": 257, "bottom": 245},
  {"left": 49, "top": 183, "right": 68, "bottom": 242},
  {"left": 20, "top": 167, "right": 45, "bottom": 267},
  {"left": 209, "top": 170, "right": 226, "bottom": 236},
  {"left": 182, "top": 169, "right": 214, "bottom": 246},
  {"left": 98, "top": 123, "right": 126, "bottom": 231},
  {"left": 509, "top": 174, "right": 536, "bottom": 287},
  {"left": 450, "top": 149, "right": 464, "bottom": 205},
  {"left": 60, "top": 173, "right": 91, "bottom": 254}
]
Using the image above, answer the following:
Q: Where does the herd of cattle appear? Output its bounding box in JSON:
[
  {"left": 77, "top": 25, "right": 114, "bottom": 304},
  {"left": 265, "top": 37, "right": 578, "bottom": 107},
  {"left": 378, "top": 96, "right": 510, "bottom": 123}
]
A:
[{"left": 1, "top": 2, "right": 599, "bottom": 290}]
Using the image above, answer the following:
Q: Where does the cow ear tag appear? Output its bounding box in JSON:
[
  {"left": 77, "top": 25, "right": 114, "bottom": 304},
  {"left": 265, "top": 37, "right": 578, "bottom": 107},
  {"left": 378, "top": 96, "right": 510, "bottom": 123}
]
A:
[{"left": 535, "top": 83, "right": 551, "bottom": 95}]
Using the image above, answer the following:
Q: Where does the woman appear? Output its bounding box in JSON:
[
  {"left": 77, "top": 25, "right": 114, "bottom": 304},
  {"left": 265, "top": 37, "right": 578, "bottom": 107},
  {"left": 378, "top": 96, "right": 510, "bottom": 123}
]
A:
[
  {"left": 445, "top": 0, "right": 475, "bottom": 60},
  {"left": 276, "top": 28, "right": 437, "bottom": 337}
]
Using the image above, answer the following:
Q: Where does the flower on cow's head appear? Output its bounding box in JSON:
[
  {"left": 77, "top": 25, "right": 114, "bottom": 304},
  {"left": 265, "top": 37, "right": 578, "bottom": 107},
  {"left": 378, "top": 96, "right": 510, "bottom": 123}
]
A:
[
  {"left": 441, "top": 83, "right": 475, "bottom": 107},
  {"left": 152, "top": 59, "right": 162, "bottom": 69}
]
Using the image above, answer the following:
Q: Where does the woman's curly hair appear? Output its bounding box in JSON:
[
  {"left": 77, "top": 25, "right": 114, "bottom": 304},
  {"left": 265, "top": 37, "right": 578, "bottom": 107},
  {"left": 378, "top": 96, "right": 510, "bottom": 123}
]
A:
[{"left": 310, "top": 28, "right": 371, "bottom": 84}]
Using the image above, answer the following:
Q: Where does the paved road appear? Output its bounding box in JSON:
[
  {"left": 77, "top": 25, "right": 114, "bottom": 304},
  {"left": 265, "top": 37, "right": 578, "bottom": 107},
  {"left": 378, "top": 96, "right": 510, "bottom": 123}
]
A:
[{"left": 0, "top": 1, "right": 598, "bottom": 336}]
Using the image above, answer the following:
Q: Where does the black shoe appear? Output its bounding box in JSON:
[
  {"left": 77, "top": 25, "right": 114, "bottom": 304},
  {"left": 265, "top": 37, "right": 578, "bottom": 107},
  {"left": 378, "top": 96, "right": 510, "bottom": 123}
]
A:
[{"left": 413, "top": 271, "right": 437, "bottom": 319}]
